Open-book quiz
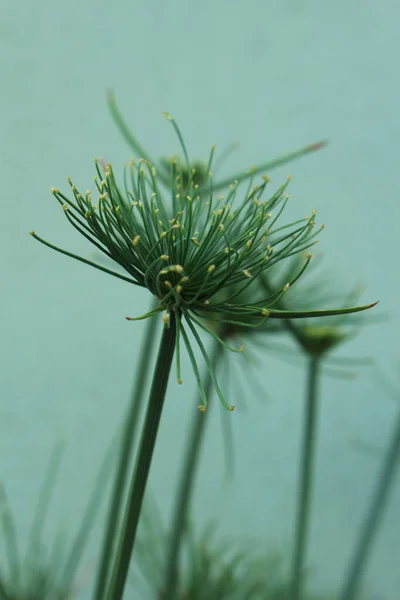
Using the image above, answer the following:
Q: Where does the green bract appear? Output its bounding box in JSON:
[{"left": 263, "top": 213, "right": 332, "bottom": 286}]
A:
[{"left": 31, "top": 115, "right": 376, "bottom": 409}]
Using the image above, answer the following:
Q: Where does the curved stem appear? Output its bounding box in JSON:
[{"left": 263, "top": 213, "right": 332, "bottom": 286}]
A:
[
  {"left": 339, "top": 409, "right": 400, "bottom": 600},
  {"left": 162, "top": 339, "right": 224, "bottom": 599},
  {"left": 94, "top": 300, "right": 159, "bottom": 599},
  {"left": 290, "top": 355, "right": 320, "bottom": 600},
  {"left": 106, "top": 312, "right": 176, "bottom": 600}
]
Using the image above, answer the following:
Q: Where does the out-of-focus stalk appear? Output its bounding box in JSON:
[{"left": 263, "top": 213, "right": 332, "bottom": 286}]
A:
[
  {"left": 162, "top": 339, "right": 224, "bottom": 599},
  {"left": 339, "top": 408, "right": 400, "bottom": 600},
  {"left": 290, "top": 356, "right": 321, "bottom": 600}
]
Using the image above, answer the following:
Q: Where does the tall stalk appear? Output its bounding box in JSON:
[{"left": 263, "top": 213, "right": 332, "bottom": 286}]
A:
[
  {"left": 94, "top": 303, "right": 159, "bottom": 599},
  {"left": 162, "top": 339, "right": 224, "bottom": 599},
  {"left": 106, "top": 312, "right": 177, "bottom": 600},
  {"left": 290, "top": 356, "right": 320, "bottom": 600},
  {"left": 339, "top": 409, "right": 400, "bottom": 600}
]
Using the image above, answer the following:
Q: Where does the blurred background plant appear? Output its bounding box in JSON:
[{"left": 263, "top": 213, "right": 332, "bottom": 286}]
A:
[
  {"left": 134, "top": 496, "right": 335, "bottom": 600},
  {"left": 156, "top": 250, "right": 380, "bottom": 600},
  {"left": 339, "top": 369, "right": 400, "bottom": 600},
  {"left": 0, "top": 441, "right": 115, "bottom": 600},
  {"left": 259, "top": 260, "right": 380, "bottom": 600}
]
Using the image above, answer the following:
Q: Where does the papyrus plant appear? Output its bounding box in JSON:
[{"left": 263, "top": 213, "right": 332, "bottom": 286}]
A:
[
  {"left": 94, "top": 100, "right": 334, "bottom": 598},
  {"left": 31, "top": 115, "right": 376, "bottom": 599}
]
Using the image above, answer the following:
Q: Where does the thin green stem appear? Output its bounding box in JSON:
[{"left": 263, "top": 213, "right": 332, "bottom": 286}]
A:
[
  {"left": 94, "top": 301, "right": 159, "bottom": 599},
  {"left": 0, "top": 485, "right": 20, "bottom": 590},
  {"left": 211, "top": 141, "right": 327, "bottom": 193},
  {"left": 107, "top": 89, "right": 327, "bottom": 195},
  {"left": 339, "top": 409, "right": 400, "bottom": 600},
  {"left": 106, "top": 312, "right": 177, "bottom": 600},
  {"left": 24, "top": 442, "right": 64, "bottom": 574},
  {"left": 162, "top": 339, "right": 224, "bottom": 600},
  {"left": 60, "top": 439, "right": 116, "bottom": 590},
  {"left": 30, "top": 232, "right": 139, "bottom": 286},
  {"left": 290, "top": 356, "right": 320, "bottom": 600}
]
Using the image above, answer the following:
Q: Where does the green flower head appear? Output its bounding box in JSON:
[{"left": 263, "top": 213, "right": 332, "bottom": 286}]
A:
[
  {"left": 252, "top": 255, "right": 384, "bottom": 382},
  {"left": 31, "top": 114, "right": 376, "bottom": 409}
]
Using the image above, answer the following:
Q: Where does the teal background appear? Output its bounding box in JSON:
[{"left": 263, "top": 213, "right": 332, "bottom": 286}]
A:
[{"left": 1, "top": 0, "right": 399, "bottom": 597}]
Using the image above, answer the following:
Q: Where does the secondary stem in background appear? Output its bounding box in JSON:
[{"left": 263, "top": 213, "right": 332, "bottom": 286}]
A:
[
  {"left": 94, "top": 301, "right": 159, "bottom": 599},
  {"left": 0, "top": 485, "right": 21, "bottom": 591},
  {"left": 0, "top": 579, "right": 8, "bottom": 599},
  {"left": 106, "top": 311, "right": 177, "bottom": 600},
  {"left": 290, "top": 356, "right": 320, "bottom": 600},
  {"left": 162, "top": 339, "right": 224, "bottom": 600},
  {"left": 339, "top": 409, "right": 400, "bottom": 600},
  {"left": 60, "top": 439, "right": 117, "bottom": 591}
]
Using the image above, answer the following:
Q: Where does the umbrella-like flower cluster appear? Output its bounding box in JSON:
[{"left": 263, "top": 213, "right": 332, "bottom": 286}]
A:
[{"left": 31, "top": 115, "right": 375, "bottom": 409}]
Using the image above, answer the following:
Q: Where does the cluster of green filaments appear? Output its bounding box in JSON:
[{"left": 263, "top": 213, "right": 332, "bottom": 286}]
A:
[
  {"left": 32, "top": 114, "right": 375, "bottom": 410},
  {"left": 33, "top": 172, "right": 317, "bottom": 407},
  {"left": 48, "top": 159, "right": 319, "bottom": 310}
]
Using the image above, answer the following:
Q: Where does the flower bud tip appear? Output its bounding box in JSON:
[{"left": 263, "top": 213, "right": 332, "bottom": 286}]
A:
[
  {"left": 306, "top": 140, "right": 328, "bottom": 152},
  {"left": 368, "top": 300, "right": 380, "bottom": 309}
]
